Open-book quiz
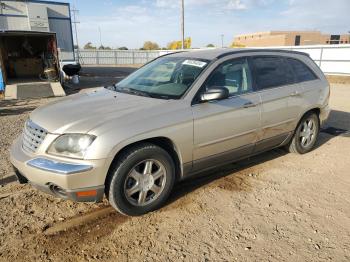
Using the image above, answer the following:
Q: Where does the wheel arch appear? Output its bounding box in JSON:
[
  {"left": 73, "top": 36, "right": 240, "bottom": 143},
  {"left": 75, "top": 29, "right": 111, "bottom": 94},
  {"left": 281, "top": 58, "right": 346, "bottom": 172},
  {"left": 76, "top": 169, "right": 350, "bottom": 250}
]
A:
[
  {"left": 299, "top": 107, "right": 321, "bottom": 125},
  {"left": 105, "top": 136, "right": 183, "bottom": 186},
  {"left": 292, "top": 107, "right": 321, "bottom": 136},
  {"left": 287, "top": 107, "right": 321, "bottom": 154}
]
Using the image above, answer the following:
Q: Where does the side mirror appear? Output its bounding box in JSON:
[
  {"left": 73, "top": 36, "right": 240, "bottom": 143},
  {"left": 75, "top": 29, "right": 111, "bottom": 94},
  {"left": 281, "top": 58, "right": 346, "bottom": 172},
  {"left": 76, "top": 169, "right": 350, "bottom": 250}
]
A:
[{"left": 200, "top": 87, "right": 229, "bottom": 102}]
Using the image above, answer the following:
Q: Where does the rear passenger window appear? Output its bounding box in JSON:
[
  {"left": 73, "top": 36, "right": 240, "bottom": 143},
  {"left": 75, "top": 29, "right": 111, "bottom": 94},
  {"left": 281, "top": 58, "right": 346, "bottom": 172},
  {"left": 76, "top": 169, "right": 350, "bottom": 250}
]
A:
[
  {"left": 287, "top": 58, "right": 318, "bottom": 82},
  {"left": 252, "top": 57, "right": 293, "bottom": 90}
]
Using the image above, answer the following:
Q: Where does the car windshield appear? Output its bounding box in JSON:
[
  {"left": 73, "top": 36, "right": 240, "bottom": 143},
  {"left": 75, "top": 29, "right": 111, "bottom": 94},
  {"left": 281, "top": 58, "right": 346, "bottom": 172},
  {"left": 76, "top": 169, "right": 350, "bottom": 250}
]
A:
[{"left": 112, "top": 56, "right": 210, "bottom": 99}]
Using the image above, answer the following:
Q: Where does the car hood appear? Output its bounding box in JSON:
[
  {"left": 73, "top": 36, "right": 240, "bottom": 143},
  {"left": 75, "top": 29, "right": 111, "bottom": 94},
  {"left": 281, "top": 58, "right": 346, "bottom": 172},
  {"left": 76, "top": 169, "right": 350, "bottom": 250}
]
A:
[{"left": 30, "top": 88, "right": 171, "bottom": 134}]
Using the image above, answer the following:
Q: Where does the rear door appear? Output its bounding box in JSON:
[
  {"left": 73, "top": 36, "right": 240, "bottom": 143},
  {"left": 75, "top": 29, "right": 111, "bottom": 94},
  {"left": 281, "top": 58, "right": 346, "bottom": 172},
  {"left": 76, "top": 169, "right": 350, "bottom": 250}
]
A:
[
  {"left": 250, "top": 56, "right": 300, "bottom": 152},
  {"left": 284, "top": 57, "right": 320, "bottom": 119}
]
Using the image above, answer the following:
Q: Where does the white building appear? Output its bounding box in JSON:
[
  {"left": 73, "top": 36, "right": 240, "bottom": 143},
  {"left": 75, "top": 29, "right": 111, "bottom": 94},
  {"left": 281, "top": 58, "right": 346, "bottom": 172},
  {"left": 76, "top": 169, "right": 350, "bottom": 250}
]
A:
[{"left": 0, "top": 0, "right": 74, "bottom": 61}]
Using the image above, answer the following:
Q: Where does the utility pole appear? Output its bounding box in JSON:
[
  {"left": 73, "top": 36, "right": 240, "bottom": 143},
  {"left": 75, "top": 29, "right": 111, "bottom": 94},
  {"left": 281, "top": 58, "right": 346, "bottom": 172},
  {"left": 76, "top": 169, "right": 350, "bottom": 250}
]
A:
[
  {"left": 71, "top": 6, "right": 80, "bottom": 63},
  {"left": 181, "top": 0, "right": 185, "bottom": 49},
  {"left": 221, "top": 34, "right": 224, "bottom": 48},
  {"left": 98, "top": 26, "right": 103, "bottom": 48}
]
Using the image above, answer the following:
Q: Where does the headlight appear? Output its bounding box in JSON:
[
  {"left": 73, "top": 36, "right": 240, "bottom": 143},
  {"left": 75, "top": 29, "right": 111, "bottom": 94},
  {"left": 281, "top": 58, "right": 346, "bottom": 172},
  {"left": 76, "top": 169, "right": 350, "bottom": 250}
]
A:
[{"left": 47, "top": 134, "right": 96, "bottom": 159}]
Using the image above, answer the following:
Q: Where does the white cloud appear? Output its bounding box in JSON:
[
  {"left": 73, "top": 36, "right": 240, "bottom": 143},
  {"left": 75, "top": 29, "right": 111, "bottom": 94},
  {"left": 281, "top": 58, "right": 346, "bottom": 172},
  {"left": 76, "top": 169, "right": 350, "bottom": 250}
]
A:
[
  {"left": 155, "top": 0, "right": 179, "bottom": 8},
  {"left": 116, "top": 5, "right": 148, "bottom": 14},
  {"left": 75, "top": 0, "right": 350, "bottom": 49},
  {"left": 155, "top": 0, "right": 276, "bottom": 10},
  {"left": 280, "top": 0, "right": 350, "bottom": 33},
  {"left": 227, "top": 0, "right": 247, "bottom": 10}
]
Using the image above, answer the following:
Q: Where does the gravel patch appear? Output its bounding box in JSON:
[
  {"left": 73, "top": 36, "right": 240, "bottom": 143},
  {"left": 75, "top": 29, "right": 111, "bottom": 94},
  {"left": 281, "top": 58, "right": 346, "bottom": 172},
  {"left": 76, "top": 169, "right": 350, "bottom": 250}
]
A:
[{"left": 0, "top": 84, "right": 349, "bottom": 261}]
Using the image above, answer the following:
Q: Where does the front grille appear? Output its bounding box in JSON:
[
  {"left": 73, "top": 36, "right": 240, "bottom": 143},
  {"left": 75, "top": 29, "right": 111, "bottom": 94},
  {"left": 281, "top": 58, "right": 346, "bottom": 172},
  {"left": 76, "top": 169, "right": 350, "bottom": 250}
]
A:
[{"left": 22, "top": 119, "right": 48, "bottom": 153}]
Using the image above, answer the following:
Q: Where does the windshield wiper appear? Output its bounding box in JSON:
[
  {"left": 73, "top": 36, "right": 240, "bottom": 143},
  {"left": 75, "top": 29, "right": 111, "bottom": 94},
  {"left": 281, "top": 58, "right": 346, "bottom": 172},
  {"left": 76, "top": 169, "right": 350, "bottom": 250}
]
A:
[
  {"left": 113, "top": 85, "right": 151, "bottom": 98},
  {"left": 112, "top": 85, "right": 173, "bottom": 100}
]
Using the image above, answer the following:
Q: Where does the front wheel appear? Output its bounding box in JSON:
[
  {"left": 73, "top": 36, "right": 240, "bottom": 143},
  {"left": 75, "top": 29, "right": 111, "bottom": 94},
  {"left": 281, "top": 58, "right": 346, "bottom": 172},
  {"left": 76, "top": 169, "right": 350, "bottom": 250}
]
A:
[
  {"left": 106, "top": 143, "right": 175, "bottom": 216},
  {"left": 287, "top": 112, "right": 320, "bottom": 154}
]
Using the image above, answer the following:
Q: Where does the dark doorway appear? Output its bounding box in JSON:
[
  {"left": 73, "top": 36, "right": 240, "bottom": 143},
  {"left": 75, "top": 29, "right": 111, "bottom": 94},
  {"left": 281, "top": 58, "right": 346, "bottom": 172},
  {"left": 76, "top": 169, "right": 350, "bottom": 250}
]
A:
[
  {"left": 295, "top": 35, "right": 301, "bottom": 46},
  {"left": 330, "top": 35, "right": 340, "bottom": 44}
]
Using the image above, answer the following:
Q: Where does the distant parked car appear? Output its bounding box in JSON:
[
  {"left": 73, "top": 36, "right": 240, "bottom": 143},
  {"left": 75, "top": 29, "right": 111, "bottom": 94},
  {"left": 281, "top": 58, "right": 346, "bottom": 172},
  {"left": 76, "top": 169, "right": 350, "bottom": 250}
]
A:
[{"left": 10, "top": 49, "right": 330, "bottom": 216}]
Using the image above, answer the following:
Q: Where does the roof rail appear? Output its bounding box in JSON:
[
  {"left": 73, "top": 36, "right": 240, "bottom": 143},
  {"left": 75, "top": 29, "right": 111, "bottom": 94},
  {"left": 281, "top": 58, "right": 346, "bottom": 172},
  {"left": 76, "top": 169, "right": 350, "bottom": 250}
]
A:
[
  {"left": 216, "top": 49, "right": 310, "bottom": 59},
  {"left": 158, "top": 51, "right": 186, "bottom": 58}
]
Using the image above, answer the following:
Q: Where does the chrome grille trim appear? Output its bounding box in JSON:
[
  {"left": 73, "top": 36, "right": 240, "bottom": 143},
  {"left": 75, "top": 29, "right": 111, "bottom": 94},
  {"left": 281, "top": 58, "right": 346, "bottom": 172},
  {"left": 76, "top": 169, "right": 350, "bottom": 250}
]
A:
[{"left": 22, "top": 119, "right": 48, "bottom": 153}]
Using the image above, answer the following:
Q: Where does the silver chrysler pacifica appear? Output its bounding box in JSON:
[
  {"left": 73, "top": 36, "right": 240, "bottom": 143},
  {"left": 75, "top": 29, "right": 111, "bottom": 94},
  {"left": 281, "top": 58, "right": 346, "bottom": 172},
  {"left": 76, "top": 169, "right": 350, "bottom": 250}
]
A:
[{"left": 10, "top": 49, "right": 330, "bottom": 216}]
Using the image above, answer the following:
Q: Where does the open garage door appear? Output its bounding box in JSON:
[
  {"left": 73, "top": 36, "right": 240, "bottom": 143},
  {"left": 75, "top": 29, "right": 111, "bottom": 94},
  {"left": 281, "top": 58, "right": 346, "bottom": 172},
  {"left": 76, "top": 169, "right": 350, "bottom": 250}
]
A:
[{"left": 0, "top": 31, "right": 65, "bottom": 99}]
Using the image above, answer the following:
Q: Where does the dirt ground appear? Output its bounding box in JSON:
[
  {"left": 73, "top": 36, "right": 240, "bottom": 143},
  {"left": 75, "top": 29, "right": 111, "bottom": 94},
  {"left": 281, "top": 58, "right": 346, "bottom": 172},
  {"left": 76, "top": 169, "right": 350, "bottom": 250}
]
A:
[{"left": 0, "top": 84, "right": 350, "bottom": 262}]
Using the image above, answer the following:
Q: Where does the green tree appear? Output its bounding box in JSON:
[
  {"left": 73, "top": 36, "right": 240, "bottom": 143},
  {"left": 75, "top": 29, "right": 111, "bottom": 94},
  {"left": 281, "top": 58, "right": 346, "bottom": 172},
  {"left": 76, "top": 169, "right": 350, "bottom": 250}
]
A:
[
  {"left": 118, "top": 46, "right": 128, "bottom": 50},
  {"left": 167, "top": 37, "right": 192, "bottom": 50},
  {"left": 142, "top": 41, "right": 160, "bottom": 50},
  {"left": 206, "top": 44, "right": 215, "bottom": 47},
  {"left": 98, "top": 45, "right": 112, "bottom": 50},
  {"left": 84, "top": 42, "right": 96, "bottom": 49}
]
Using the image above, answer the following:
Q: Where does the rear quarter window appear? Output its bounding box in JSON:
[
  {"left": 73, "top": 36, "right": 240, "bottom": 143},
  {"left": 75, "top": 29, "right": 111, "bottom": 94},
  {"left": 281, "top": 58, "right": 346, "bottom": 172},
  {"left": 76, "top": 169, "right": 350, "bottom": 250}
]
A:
[{"left": 286, "top": 58, "right": 318, "bottom": 82}]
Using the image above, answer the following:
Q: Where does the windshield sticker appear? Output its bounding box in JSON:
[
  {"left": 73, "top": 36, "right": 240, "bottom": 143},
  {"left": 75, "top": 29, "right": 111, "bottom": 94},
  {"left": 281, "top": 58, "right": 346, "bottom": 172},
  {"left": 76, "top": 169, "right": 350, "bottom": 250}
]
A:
[{"left": 182, "top": 60, "right": 207, "bottom": 68}]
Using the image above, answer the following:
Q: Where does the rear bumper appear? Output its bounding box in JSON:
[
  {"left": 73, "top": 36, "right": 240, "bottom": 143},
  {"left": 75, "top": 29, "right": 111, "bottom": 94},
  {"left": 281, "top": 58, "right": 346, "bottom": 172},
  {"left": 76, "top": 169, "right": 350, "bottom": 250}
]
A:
[
  {"left": 320, "top": 104, "right": 331, "bottom": 126},
  {"left": 10, "top": 137, "right": 109, "bottom": 203}
]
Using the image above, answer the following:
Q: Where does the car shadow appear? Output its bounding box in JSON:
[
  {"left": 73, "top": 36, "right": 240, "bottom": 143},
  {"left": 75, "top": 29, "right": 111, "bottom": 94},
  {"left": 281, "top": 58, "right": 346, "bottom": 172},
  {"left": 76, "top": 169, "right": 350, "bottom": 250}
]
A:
[
  {"left": 166, "top": 109, "right": 350, "bottom": 208},
  {"left": 0, "top": 175, "right": 18, "bottom": 186},
  {"left": 0, "top": 106, "right": 37, "bottom": 117},
  {"left": 322, "top": 110, "right": 350, "bottom": 133},
  {"left": 166, "top": 148, "right": 287, "bottom": 208},
  {"left": 315, "top": 109, "right": 350, "bottom": 149},
  {"left": 0, "top": 99, "right": 38, "bottom": 116}
]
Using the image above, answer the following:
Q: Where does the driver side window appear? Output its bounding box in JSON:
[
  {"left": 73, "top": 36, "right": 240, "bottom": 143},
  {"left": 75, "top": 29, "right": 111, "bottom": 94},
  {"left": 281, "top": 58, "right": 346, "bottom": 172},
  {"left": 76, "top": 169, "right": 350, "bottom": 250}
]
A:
[{"left": 206, "top": 58, "right": 253, "bottom": 96}]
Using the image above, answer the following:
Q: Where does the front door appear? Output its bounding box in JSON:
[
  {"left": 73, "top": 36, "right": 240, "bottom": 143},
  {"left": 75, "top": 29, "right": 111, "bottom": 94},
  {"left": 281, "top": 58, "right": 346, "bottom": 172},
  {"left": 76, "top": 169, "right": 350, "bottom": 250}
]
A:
[{"left": 191, "top": 57, "right": 261, "bottom": 172}]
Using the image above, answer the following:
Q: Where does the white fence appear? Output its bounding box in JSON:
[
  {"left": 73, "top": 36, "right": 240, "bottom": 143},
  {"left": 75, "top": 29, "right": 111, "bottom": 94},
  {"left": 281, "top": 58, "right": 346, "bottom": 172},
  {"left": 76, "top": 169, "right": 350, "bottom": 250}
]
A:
[
  {"left": 75, "top": 45, "right": 350, "bottom": 75},
  {"left": 75, "top": 50, "right": 161, "bottom": 65},
  {"left": 266, "top": 44, "right": 350, "bottom": 76}
]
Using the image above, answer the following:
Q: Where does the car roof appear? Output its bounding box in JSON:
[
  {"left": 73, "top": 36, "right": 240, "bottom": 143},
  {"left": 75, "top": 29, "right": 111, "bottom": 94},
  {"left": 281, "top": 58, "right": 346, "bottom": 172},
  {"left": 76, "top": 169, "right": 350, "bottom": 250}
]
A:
[{"left": 166, "top": 48, "right": 309, "bottom": 60}]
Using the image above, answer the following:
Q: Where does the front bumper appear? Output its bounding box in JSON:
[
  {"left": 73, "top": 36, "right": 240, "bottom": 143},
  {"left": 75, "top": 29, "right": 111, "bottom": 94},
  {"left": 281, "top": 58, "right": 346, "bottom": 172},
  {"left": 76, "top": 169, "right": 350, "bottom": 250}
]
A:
[{"left": 10, "top": 137, "right": 109, "bottom": 203}]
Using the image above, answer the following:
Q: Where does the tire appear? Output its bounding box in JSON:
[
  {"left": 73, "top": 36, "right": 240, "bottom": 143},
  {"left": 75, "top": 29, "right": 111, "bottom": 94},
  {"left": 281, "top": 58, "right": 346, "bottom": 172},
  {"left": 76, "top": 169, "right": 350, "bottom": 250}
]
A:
[
  {"left": 287, "top": 112, "right": 320, "bottom": 154},
  {"left": 106, "top": 143, "right": 175, "bottom": 216}
]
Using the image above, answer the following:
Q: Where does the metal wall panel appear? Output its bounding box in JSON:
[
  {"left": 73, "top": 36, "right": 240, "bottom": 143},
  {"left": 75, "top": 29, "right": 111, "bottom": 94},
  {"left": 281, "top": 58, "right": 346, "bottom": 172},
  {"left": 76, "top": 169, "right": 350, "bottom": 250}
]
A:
[
  {"left": 1, "top": 1, "right": 27, "bottom": 16},
  {"left": 49, "top": 18, "right": 74, "bottom": 60},
  {"left": 0, "top": 16, "right": 30, "bottom": 30}
]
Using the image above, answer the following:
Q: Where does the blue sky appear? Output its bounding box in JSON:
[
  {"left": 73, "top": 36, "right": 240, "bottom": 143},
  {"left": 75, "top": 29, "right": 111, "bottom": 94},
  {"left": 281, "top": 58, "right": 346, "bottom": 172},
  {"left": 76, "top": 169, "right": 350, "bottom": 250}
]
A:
[{"left": 61, "top": 0, "right": 350, "bottom": 49}]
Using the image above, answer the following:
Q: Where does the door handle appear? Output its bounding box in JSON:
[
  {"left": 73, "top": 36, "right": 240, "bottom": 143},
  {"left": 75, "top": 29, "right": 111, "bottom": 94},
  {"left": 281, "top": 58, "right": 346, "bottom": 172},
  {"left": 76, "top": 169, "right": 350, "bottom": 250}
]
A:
[
  {"left": 290, "top": 91, "right": 301, "bottom": 97},
  {"left": 243, "top": 101, "right": 257, "bottom": 108}
]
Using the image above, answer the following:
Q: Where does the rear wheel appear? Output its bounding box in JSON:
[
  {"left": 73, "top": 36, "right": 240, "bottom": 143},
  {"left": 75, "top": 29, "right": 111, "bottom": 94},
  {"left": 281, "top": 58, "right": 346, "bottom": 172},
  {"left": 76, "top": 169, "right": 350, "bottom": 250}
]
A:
[
  {"left": 106, "top": 143, "right": 175, "bottom": 216},
  {"left": 287, "top": 112, "right": 320, "bottom": 154}
]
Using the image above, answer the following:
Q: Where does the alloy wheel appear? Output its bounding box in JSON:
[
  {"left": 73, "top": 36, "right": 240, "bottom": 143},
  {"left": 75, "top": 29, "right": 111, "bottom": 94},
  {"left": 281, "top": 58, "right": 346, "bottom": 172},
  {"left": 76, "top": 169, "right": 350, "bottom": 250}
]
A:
[
  {"left": 299, "top": 118, "right": 317, "bottom": 148},
  {"left": 123, "top": 159, "right": 166, "bottom": 206}
]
